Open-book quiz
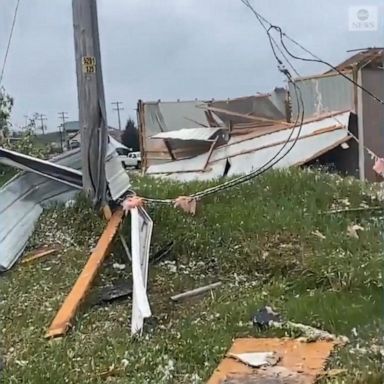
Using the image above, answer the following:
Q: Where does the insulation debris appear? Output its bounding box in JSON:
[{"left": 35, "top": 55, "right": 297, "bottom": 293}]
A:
[
  {"left": 121, "top": 196, "right": 144, "bottom": 213},
  {"left": 173, "top": 196, "right": 197, "bottom": 215}
]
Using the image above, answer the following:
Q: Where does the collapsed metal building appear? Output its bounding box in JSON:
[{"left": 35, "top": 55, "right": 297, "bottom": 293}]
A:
[{"left": 137, "top": 48, "right": 384, "bottom": 182}]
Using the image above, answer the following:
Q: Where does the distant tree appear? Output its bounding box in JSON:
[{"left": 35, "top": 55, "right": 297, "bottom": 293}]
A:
[
  {"left": 0, "top": 88, "right": 13, "bottom": 143},
  {"left": 121, "top": 118, "right": 140, "bottom": 151}
]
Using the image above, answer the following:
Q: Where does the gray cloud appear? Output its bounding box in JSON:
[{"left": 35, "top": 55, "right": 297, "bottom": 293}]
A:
[{"left": 1, "top": 0, "right": 383, "bottom": 131}]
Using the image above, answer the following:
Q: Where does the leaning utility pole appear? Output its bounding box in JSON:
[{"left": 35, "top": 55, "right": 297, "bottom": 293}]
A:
[
  {"left": 111, "top": 101, "right": 124, "bottom": 131},
  {"left": 37, "top": 113, "right": 47, "bottom": 135},
  {"left": 58, "top": 112, "right": 68, "bottom": 152},
  {"left": 72, "top": 0, "right": 108, "bottom": 206}
]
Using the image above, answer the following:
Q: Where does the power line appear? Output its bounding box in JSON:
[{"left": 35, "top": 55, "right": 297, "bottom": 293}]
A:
[
  {"left": 112, "top": 101, "right": 124, "bottom": 130},
  {"left": 140, "top": 1, "right": 306, "bottom": 204},
  {"left": 0, "top": 0, "right": 21, "bottom": 86},
  {"left": 240, "top": 0, "right": 384, "bottom": 105}
]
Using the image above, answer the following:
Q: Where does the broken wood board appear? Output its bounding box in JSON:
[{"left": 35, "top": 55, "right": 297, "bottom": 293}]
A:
[
  {"left": 20, "top": 245, "right": 61, "bottom": 265},
  {"left": 207, "top": 338, "right": 336, "bottom": 384},
  {"left": 45, "top": 208, "right": 124, "bottom": 338}
]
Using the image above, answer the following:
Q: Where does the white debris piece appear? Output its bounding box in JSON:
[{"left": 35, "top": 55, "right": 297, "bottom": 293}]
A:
[
  {"left": 228, "top": 352, "right": 279, "bottom": 367},
  {"left": 130, "top": 207, "right": 153, "bottom": 335}
]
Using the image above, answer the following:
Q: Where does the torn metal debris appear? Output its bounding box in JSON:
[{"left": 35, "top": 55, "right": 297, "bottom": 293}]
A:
[
  {"left": 137, "top": 49, "right": 383, "bottom": 182},
  {"left": 0, "top": 137, "right": 132, "bottom": 271},
  {"left": 145, "top": 111, "right": 352, "bottom": 182}
]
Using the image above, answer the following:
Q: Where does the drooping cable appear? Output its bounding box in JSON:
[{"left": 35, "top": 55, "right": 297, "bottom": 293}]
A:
[{"left": 0, "top": 0, "right": 21, "bottom": 86}]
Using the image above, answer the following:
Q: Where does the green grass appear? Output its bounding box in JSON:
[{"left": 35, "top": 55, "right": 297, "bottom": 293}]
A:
[
  {"left": 0, "top": 168, "right": 383, "bottom": 383},
  {"left": 0, "top": 165, "right": 17, "bottom": 186}
]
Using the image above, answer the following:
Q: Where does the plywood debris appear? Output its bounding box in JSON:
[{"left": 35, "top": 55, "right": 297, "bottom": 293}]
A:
[{"left": 207, "top": 338, "right": 337, "bottom": 384}]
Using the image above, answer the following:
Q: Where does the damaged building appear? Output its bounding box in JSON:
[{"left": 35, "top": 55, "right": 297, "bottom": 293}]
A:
[{"left": 137, "top": 48, "right": 384, "bottom": 182}]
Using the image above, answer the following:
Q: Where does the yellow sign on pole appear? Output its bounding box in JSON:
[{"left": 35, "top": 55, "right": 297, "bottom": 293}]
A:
[{"left": 82, "top": 56, "right": 96, "bottom": 73}]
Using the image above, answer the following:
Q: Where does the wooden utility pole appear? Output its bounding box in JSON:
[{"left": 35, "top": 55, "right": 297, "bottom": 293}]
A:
[
  {"left": 72, "top": 0, "right": 108, "bottom": 206},
  {"left": 37, "top": 113, "right": 47, "bottom": 135},
  {"left": 112, "top": 101, "right": 124, "bottom": 130},
  {"left": 58, "top": 111, "right": 68, "bottom": 152}
]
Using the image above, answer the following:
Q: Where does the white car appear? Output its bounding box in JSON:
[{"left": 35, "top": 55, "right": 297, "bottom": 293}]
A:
[{"left": 116, "top": 148, "right": 142, "bottom": 169}]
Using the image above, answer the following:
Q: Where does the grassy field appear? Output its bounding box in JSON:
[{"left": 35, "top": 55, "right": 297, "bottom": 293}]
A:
[{"left": 0, "top": 168, "right": 383, "bottom": 383}]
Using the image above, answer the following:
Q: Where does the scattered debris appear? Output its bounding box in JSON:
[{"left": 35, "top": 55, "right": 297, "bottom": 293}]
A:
[
  {"left": 112, "top": 263, "right": 126, "bottom": 270},
  {"left": 173, "top": 196, "right": 197, "bottom": 215},
  {"left": 271, "top": 321, "right": 349, "bottom": 344},
  {"left": 373, "top": 157, "right": 384, "bottom": 176},
  {"left": 325, "top": 206, "right": 383, "bottom": 214},
  {"left": 96, "top": 365, "right": 124, "bottom": 379},
  {"left": 228, "top": 351, "right": 280, "bottom": 368},
  {"left": 311, "top": 230, "right": 326, "bottom": 240},
  {"left": 150, "top": 241, "right": 174, "bottom": 265},
  {"left": 347, "top": 224, "right": 364, "bottom": 239},
  {"left": 121, "top": 196, "right": 144, "bottom": 213},
  {"left": 90, "top": 280, "right": 132, "bottom": 306},
  {"left": 207, "top": 338, "right": 337, "bottom": 384},
  {"left": 252, "top": 306, "right": 282, "bottom": 330},
  {"left": 252, "top": 306, "right": 349, "bottom": 344},
  {"left": 170, "top": 282, "right": 222, "bottom": 302},
  {"left": 20, "top": 244, "right": 61, "bottom": 265}
]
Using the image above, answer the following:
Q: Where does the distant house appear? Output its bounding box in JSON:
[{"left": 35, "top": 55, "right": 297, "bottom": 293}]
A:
[{"left": 65, "top": 121, "right": 122, "bottom": 149}]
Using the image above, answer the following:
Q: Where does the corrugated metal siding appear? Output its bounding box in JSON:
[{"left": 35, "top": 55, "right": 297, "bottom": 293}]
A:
[
  {"left": 211, "top": 90, "right": 287, "bottom": 125},
  {"left": 290, "top": 72, "right": 355, "bottom": 119},
  {"left": 361, "top": 68, "right": 384, "bottom": 181}
]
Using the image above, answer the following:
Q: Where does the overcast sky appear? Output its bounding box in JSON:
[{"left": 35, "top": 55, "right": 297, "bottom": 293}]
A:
[{"left": 1, "top": 0, "right": 383, "bottom": 132}]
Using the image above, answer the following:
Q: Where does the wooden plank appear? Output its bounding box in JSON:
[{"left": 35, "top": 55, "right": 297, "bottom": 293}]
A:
[
  {"left": 170, "top": 282, "right": 222, "bottom": 301},
  {"left": 21, "top": 246, "right": 60, "bottom": 265},
  {"left": 45, "top": 208, "right": 124, "bottom": 338}
]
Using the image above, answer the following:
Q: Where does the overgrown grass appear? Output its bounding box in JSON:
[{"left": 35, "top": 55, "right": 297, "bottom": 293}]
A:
[{"left": 0, "top": 168, "right": 383, "bottom": 383}]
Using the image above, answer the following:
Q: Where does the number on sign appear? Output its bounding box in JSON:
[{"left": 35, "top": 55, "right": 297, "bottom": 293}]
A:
[{"left": 82, "top": 56, "right": 96, "bottom": 74}]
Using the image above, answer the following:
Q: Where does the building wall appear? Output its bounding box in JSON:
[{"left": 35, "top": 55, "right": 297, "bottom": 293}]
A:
[
  {"left": 361, "top": 68, "right": 384, "bottom": 181},
  {"left": 290, "top": 72, "right": 355, "bottom": 120}
]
